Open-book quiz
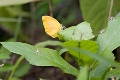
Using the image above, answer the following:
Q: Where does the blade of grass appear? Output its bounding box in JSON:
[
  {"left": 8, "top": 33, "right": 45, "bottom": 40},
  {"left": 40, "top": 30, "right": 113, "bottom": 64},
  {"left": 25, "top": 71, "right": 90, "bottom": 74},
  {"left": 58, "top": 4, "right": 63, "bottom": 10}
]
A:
[{"left": 14, "top": 15, "right": 22, "bottom": 41}]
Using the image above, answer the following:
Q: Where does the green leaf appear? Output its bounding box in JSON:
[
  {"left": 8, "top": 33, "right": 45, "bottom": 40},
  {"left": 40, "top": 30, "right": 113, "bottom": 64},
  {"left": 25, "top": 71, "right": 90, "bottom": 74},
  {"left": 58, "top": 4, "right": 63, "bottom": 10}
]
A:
[
  {"left": 0, "top": 0, "right": 39, "bottom": 6},
  {"left": 80, "top": 0, "right": 109, "bottom": 35},
  {"left": 58, "top": 26, "right": 76, "bottom": 41},
  {"left": 105, "top": 69, "right": 120, "bottom": 79},
  {"left": 58, "top": 22, "right": 94, "bottom": 41},
  {"left": 0, "top": 63, "right": 13, "bottom": 72},
  {"left": 63, "top": 40, "right": 98, "bottom": 66},
  {"left": 89, "top": 52, "right": 114, "bottom": 80},
  {"left": 1, "top": 42, "right": 79, "bottom": 76},
  {"left": 0, "top": 47, "right": 11, "bottom": 60},
  {"left": 14, "top": 62, "right": 31, "bottom": 77},
  {"left": 62, "top": 46, "right": 118, "bottom": 79},
  {"left": 76, "top": 66, "right": 88, "bottom": 80},
  {"left": 80, "top": 0, "right": 120, "bottom": 35},
  {"left": 89, "top": 12, "right": 120, "bottom": 79},
  {"left": 72, "top": 22, "right": 94, "bottom": 41},
  {"left": 89, "top": 62, "right": 111, "bottom": 80},
  {"left": 97, "top": 12, "right": 120, "bottom": 56}
]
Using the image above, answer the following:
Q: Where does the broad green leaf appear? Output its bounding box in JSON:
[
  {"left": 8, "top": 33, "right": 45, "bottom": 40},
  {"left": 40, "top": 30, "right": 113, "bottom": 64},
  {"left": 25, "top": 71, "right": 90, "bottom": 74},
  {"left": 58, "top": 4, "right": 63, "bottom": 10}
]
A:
[
  {"left": 89, "top": 12, "right": 120, "bottom": 79},
  {"left": 62, "top": 47, "right": 119, "bottom": 79},
  {"left": 1, "top": 42, "right": 79, "bottom": 76},
  {"left": 80, "top": 0, "right": 109, "bottom": 35},
  {"left": 77, "top": 66, "right": 88, "bottom": 80},
  {"left": 89, "top": 52, "right": 114, "bottom": 80},
  {"left": 58, "top": 22, "right": 94, "bottom": 41},
  {"left": 97, "top": 12, "right": 120, "bottom": 56},
  {"left": 58, "top": 26, "right": 75, "bottom": 41},
  {"left": 89, "top": 62, "right": 111, "bottom": 80},
  {"left": 80, "top": 0, "right": 120, "bottom": 35},
  {"left": 0, "top": 0, "right": 39, "bottom": 6},
  {"left": 63, "top": 40, "right": 98, "bottom": 66},
  {"left": 72, "top": 22, "right": 94, "bottom": 41},
  {"left": 89, "top": 52, "right": 115, "bottom": 80},
  {"left": 105, "top": 69, "right": 120, "bottom": 79}
]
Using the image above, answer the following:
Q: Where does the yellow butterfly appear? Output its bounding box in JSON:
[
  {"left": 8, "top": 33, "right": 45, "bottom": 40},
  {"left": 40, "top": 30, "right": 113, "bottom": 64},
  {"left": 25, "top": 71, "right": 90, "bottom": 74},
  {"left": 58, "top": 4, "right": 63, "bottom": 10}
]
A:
[{"left": 42, "top": 16, "right": 61, "bottom": 38}]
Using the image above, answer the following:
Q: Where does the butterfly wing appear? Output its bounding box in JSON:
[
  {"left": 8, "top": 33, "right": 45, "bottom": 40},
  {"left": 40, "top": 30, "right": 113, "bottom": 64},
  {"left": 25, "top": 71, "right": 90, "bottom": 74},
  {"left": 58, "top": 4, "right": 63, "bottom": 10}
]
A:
[{"left": 42, "top": 16, "right": 61, "bottom": 38}]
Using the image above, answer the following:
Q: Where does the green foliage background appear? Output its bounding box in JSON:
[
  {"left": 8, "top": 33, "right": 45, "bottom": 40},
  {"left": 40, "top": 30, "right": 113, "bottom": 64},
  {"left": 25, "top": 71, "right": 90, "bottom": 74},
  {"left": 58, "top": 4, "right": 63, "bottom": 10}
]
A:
[{"left": 0, "top": 0, "right": 120, "bottom": 80}]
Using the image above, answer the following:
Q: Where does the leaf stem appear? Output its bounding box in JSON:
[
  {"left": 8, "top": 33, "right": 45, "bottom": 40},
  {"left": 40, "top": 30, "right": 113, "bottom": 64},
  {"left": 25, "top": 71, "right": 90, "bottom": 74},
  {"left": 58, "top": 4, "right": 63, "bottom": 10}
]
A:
[
  {"left": 78, "top": 41, "right": 81, "bottom": 69},
  {"left": 108, "top": 0, "right": 114, "bottom": 21},
  {"left": 30, "top": 2, "right": 36, "bottom": 43},
  {"left": 48, "top": 0, "right": 53, "bottom": 17},
  {"left": 78, "top": 34, "right": 83, "bottom": 69},
  {"left": 8, "top": 56, "right": 24, "bottom": 80}
]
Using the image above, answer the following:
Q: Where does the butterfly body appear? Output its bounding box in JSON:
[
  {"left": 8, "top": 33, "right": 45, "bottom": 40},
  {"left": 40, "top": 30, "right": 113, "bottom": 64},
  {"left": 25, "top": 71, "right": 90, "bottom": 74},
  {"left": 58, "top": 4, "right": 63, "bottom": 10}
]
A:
[{"left": 42, "top": 16, "right": 61, "bottom": 38}]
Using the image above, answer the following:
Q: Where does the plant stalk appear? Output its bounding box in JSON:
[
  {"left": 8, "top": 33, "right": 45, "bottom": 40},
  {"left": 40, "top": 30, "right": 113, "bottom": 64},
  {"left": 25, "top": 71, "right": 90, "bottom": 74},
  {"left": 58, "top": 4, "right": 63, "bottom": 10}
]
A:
[
  {"left": 78, "top": 34, "right": 83, "bottom": 69},
  {"left": 78, "top": 41, "right": 81, "bottom": 69},
  {"left": 48, "top": 0, "right": 53, "bottom": 17},
  {"left": 108, "top": 0, "right": 114, "bottom": 21},
  {"left": 8, "top": 56, "right": 24, "bottom": 80}
]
